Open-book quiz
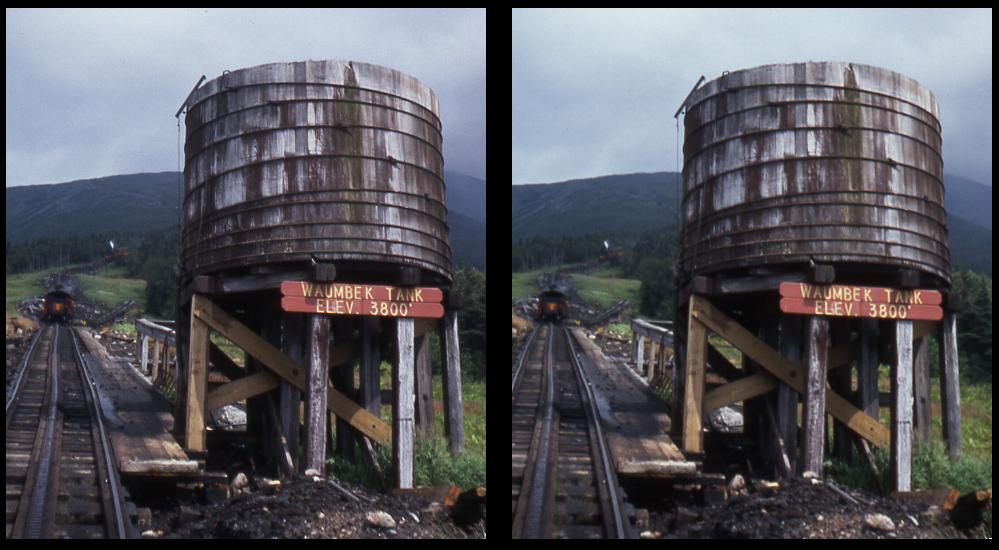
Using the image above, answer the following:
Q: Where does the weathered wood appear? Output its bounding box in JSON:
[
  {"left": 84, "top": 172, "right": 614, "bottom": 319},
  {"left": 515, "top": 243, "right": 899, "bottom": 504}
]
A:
[
  {"left": 215, "top": 271, "right": 308, "bottom": 294},
  {"left": 895, "top": 268, "right": 921, "bottom": 289},
  {"left": 140, "top": 335, "right": 149, "bottom": 375},
  {"left": 801, "top": 316, "right": 829, "bottom": 476},
  {"left": 810, "top": 263, "right": 836, "bottom": 284},
  {"left": 190, "top": 295, "right": 391, "bottom": 445},
  {"left": 208, "top": 341, "right": 245, "bottom": 382},
  {"left": 778, "top": 315, "right": 801, "bottom": 476},
  {"left": 205, "top": 371, "right": 281, "bottom": 412},
  {"left": 713, "top": 271, "right": 808, "bottom": 295},
  {"left": 704, "top": 372, "right": 777, "bottom": 412},
  {"left": 439, "top": 310, "right": 464, "bottom": 455},
  {"left": 765, "top": 398, "right": 793, "bottom": 479},
  {"left": 281, "top": 314, "right": 304, "bottom": 470},
  {"left": 857, "top": 319, "right": 880, "bottom": 420},
  {"left": 394, "top": 318, "right": 415, "bottom": 489},
  {"left": 304, "top": 315, "right": 331, "bottom": 474},
  {"left": 185, "top": 316, "right": 210, "bottom": 452},
  {"left": 830, "top": 320, "right": 853, "bottom": 463},
  {"left": 912, "top": 336, "right": 931, "bottom": 440},
  {"left": 690, "top": 296, "right": 889, "bottom": 448},
  {"left": 414, "top": 334, "right": 434, "bottom": 436},
  {"left": 152, "top": 340, "right": 163, "bottom": 384},
  {"left": 938, "top": 313, "right": 962, "bottom": 459},
  {"left": 310, "top": 262, "right": 337, "bottom": 282},
  {"left": 635, "top": 335, "right": 645, "bottom": 374},
  {"left": 647, "top": 341, "right": 658, "bottom": 380},
  {"left": 892, "top": 320, "right": 913, "bottom": 492},
  {"left": 682, "top": 301, "right": 707, "bottom": 454},
  {"left": 360, "top": 318, "right": 382, "bottom": 415},
  {"left": 266, "top": 394, "right": 296, "bottom": 479}
]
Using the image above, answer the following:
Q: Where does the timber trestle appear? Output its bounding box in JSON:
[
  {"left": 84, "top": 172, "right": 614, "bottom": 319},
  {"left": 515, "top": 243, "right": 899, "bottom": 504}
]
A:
[
  {"left": 669, "top": 287, "right": 962, "bottom": 492},
  {"left": 177, "top": 287, "right": 465, "bottom": 489}
]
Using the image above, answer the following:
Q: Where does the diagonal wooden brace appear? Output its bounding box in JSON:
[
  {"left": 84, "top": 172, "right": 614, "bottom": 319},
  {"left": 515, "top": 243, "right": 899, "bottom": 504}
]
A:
[
  {"left": 690, "top": 295, "right": 890, "bottom": 448},
  {"left": 190, "top": 294, "right": 391, "bottom": 446}
]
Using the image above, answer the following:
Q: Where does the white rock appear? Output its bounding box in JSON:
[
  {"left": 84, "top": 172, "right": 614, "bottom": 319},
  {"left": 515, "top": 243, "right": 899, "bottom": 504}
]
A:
[
  {"left": 728, "top": 474, "right": 746, "bottom": 493},
  {"left": 816, "top": 515, "right": 824, "bottom": 522},
  {"left": 639, "top": 531, "right": 661, "bottom": 539},
  {"left": 409, "top": 512, "right": 420, "bottom": 524},
  {"left": 865, "top": 513, "right": 896, "bottom": 532},
  {"left": 802, "top": 471, "right": 819, "bottom": 479},
  {"left": 304, "top": 468, "right": 321, "bottom": 477},
  {"left": 141, "top": 529, "right": 163, "bottom": 538},
  {"left": 231, "top": 472, "right": 249, "bottom": 492},
  {"left": 366, "top": 510, "right": 396, "bottom": 529}
]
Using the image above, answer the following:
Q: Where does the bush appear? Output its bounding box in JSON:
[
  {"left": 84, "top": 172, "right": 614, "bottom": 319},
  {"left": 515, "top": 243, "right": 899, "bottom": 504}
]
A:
[{"left": 326, "top": 436, "right": 485, "bottom": 491}]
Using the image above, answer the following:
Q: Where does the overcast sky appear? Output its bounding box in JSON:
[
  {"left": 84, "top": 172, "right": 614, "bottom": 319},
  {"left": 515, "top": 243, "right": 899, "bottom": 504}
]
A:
[
  {"left": 513, "top": 8, "right": 992, "bottom": 186},
  {"left": 5, "top": 8, "right": 485, "bottom": 187}
]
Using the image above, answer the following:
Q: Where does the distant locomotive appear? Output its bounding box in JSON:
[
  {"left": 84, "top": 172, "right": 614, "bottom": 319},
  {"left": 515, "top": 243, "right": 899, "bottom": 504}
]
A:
[
  {"left": 43, "top": 290, "right": 74, "bottom": 323},
  {"left": 537, "top": 290, "right": 569, "bottom": 322}
]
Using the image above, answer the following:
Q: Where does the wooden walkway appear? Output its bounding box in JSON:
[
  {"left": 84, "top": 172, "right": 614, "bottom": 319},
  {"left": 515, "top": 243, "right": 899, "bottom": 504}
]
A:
[
  {"left": 570, "top": 329, "right": 695, "bottom": 479},
  {"left": 76, "top": 330, "right": 198, "bottom": 476}
]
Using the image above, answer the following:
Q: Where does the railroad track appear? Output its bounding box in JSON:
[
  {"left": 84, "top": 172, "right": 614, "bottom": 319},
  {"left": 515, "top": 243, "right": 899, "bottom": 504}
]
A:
[
  {"left": 512, "top": 324, "right": 632, "bottom": 539},
  {"left": 6, "top": 324, "right": 133, "bottom": 539}
]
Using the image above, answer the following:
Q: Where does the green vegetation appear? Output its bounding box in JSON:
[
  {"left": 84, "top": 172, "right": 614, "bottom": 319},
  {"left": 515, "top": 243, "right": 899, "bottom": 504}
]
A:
[
  {"left": 77, "top": 271, "right": 147, "bottom": 311},
  {"left": 5, "top": 263, "right": 85, "bottom": 316},
  {"left": 573, "top": 272, "right": 641, "bottom": 317}
]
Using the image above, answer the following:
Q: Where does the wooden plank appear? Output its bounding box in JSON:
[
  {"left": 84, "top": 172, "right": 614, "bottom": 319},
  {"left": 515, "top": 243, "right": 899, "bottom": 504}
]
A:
[
  {"left": 281, "top": 281, "right": 443, "bottom": 303},
  {"left": 413, "top": 334, "right": 434, "bottom": 435},
  {"left": 281, "top": 314, "right": 304, "bottom": 471},
  {"left": 305, "top": 315, "right": 331, "bottom": 474},
  {"left": 635, "top": 335, "right": 645, "bottom": 374},
  {"left": 140, "top": 335, "right": 149, "bottom": 375},
  {"left": 191, "top": 295, "right": 391, "bottom": 445},
  {"left": 690, "top": 296, "right": 889, "bottom": 448},
  {"left": 281, "top": 296, "right": 444, "bottom": 318},
  {"left": 858, "top": 318, "right": 880, "bottom": 420},
  {"left": 912, "top": 336, "right": 931, "bottom": 440},
  {"left": 395, "top": 318, "right": 415, "bottom": 489},
  {"left": 152, "top": 339, "right": 162, "bottom": 383},
  {"left": 780, "top": 297, "right": 942, "bottom": 321},
  {"left": 360, "top": 318, "right": 381, "bottom": 416},
  {"left": 892, "top": 320, "right": 913, "bottom": 492},
  {"left": 205, "top": 371, "right": 281, "bottom": 412},
  {"left": 938, "top": 313, "right": 962, "bottom": 459},
  {"left": 830, "top": 320, "right": 853, "bottom": 463},
  {"left": 682, "top": 302, "right": 707, "bottom": 454},
  {"left": 440, "top": 310, "right": 464, "bottom": 456},
  {"left": 647, "top": 341, "right": 658, "bottom": 380},
  {"left": 780, "top": 282, "right": 942, "bottom": 305},
  {"left": 802, "top": 316, "right": 829, "bottom": 475},
  {"left": 331, "top": 317, "right": 356, "bottom": 460},
  {"left": 185, "top": 316, "right": 210, "bottom": 452},
  {"left": 778, "top": 315, "right": 801, "bottom": 476},
  {"left": 704, "top": 374, "right": 778, "bottom": 412}
]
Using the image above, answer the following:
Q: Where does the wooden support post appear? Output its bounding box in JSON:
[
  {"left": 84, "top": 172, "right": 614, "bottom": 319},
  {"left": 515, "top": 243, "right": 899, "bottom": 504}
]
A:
[
  {"left": 185, "top": 315, "right": 210, "bottom": 452},
  {"left": 831, "top": 321, "right": 853, "bottom": 464},
  {"left": 152, "top": 339, "right": 162, "bottom": 383},
  {"left": 891, "top": 320, "right": 913, "bottom": 492},
  {"left": 394, "top": 318, "right": 415, "bottom": 489},
  {"left": 938, "top": 313, "right": 962, "bottom": 459},
  {"left": 647, "top": 341, "right": 658, "bottom": 380},
  {"left": 331, "top": 320, "right": 355, "bottom": 460},
  {"left": 439, "top": 310, "right": 465, "bottom": 456},
  {"left": 912, "top": 336, "right": 931, "bottom": 440},
  {"left": 857, "top": 319, "right": 880, "bottom": 420},
  {"left": 635, "top": 335, "right": 645, "bottom": 374},
  {"left": 777, "top": 315, "right": 801, "bottom": 477},
  {"left": 304, "top": 315, "right": 330, "bottom": 475},
  {"left": 140, "top": 335, "right": 149, "bottom": 375},
  {"left": 280, "top": 314, "right": 304, "bottom": 472},
  {"left": 801, "top": 316, "right": 829, "bottom": 476},
  {"left": 682, "top": 299, "right": 707, "bottom": 454},
  {"left": 359, "top": 318, "right": 383, "bottom": 470},
  {"left": 174, "top": 299, "right": 191, "bottom": 439},
  {"left": 414, "top": 334, "right": 435, "bottom": 436}
]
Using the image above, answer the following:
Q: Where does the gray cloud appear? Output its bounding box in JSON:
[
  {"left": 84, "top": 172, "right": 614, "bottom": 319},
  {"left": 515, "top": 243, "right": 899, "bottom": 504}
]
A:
[
  {"left": 513, "top": 8, "right": 992, "bottom": 185},
  {"left": 5, "top": 8, "right": 485, "bottom": 187}
]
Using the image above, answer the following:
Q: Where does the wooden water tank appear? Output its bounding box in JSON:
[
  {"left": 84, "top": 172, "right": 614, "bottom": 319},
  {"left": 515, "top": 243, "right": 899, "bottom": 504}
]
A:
[
  {"left": 181, "top": 60, "right": 451, "bottom": 285},
  {"left": 680, "top": 62, "right": 949, "bottom": 285}
]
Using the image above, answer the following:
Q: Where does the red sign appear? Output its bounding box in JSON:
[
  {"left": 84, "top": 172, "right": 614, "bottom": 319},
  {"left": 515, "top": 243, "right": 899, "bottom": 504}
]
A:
[
  {"left": 280, "top": 281, "right": 443, "bottom": 303},
  {"left": 780, "top": 298, "right": 942, "bottom": 321},
  {"left": 779, "top": 282, "right": 942, "bottom": 306},
  {"left": 280, "top": 296, "right": 444, "bottom": 318}
]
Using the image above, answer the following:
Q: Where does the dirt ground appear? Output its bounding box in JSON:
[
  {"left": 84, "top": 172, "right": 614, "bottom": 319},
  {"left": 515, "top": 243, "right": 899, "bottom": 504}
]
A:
[{"left": 143, "top": 474, "right": 485, "bottom": 539}]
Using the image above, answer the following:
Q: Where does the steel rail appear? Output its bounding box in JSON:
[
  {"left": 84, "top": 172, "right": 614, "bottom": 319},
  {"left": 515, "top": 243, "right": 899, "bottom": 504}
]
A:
[
  {"left": 69, "top": 328, "right": 131, "bottom": 539},
  {"left": 21, "top": 324, "right": 61, "bottom": 538},
  {"left": 519, "top": 325, "right": 556, "bottom": 539},
  {"left": 512, "top": 326, "right": 539, "bottom": 392},
  {"left": 563, "top": 327, "right": 631, "bottom": 539},
  {"left": 5, "top": 325, "right": 45, "bottom": 418}
]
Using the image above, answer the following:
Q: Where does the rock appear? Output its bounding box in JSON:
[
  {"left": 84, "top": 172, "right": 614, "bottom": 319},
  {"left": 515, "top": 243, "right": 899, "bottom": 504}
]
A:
[
  {"left": 255, "top": 478, "right": 281, "bottom": 492},
  {"left": 304, "top": 468, "right": 321, "bottom": 477},
  {"left": 727, "top": 474, "right": 746, "bottom": 496},
  {"left": 810, "top": 478, "right": 822, "bottom": 485},
  {"left": 205, "top": 484, "right": 230, "bottom": 504},
  {"left": 802, "top": 471, "right": 819, "bottom": 479},
  {"left": 423, "top": 502, "right": 445, "bottom": 516},
  {"left": 408, "top": 512, "right": 420, "bottom": 524},
  {"left": 865, "top": 513, "right": 896, "bottom": 532},
  {"left": 919, "top": 505, "right": 945, "bottom": 525},
  {"left": 816, "top": 514, "right": 823, "bottom": 521},
  {"left": 707, "top": 406, "right": 744, "bottom": 432},
  {"left": 387, "top": 529, "right": 398, "bottom": 536},
  {"left": 639, "top": 531, "right": 661, "bottom": 539},
  {"left": 231, "top": 472, "right": 249, "bottom": 493},
  {"left": 366, "top": 511, "right": 396, "bottom": 529},
  {"left": 318, "top": 512, "right": 325, "bottom": 519},
  {"left": 635, "top": 508, "right": 650, "bottom": 529},
  {"left": 141, "top": 529, "right": 164, "bottom": 538},
  {"left": 673, "top": 506, "right": 700, "bottom": 527}
]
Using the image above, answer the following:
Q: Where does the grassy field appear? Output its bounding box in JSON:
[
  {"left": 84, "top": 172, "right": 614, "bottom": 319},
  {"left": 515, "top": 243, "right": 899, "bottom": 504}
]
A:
[
  {"left": 77, "top": 269, "right": 147, "bottom": 312},
  {"left": 5, "top": 264, "right": 86, "bottom": 316}
]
